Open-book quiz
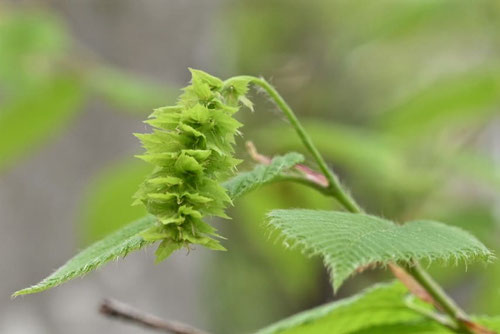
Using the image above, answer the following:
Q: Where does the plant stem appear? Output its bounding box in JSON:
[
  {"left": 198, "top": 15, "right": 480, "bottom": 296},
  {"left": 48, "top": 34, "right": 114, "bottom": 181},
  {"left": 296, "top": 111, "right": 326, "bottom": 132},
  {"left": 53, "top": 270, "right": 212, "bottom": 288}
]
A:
[
  {"left": 227, "top": 76, "right": 361, "bottom": 213},
  {"left": 235, "top": 75, "right": 479, "bottom": 334},
  {"left": 404, "top": 295, "right": 458, "bottom": 332},
  {"left": 100, "top": 299, "right": 209, "bottom": 334},
  {"left": 272, "top": 175, "right": 334, "bottom": 197},
  {"left": 406, "top": 263, "right": 472, "bottom": 333}
]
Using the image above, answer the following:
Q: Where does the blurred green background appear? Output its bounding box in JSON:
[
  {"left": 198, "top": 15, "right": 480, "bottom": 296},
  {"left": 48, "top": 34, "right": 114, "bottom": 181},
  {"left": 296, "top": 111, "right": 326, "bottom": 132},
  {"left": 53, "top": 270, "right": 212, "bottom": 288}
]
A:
[{"left": 1, "top": 1, "right": 499, "bottom": 333}]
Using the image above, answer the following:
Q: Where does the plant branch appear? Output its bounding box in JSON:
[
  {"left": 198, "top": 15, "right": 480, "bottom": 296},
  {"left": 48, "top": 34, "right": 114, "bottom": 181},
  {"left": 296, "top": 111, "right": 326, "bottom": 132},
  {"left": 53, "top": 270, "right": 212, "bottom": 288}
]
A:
[
  {"left": 234, "top": 75, "right": 490, "bottom": 334},
  {"left": 228, "top": 76, "right": 360, "bottom": 212},
  {"left": 100, "top": 299, "right": 210, "bottom": 334},
  {"left": 405, "top": 263, "right": 495, "bottom": 334}
]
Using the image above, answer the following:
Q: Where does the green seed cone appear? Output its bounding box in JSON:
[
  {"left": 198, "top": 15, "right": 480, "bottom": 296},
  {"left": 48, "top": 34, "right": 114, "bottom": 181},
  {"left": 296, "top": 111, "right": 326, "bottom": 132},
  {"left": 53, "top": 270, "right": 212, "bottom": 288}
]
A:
[{"left": 134, "top": 69, "right": 251, "bottom": 262}]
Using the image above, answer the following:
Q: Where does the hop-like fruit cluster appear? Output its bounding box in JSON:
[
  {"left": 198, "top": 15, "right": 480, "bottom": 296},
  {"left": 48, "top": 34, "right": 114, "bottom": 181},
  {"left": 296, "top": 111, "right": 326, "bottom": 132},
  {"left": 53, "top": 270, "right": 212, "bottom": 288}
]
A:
[{"left": 134, "top": 69, "right": 251, "bottom": 262}]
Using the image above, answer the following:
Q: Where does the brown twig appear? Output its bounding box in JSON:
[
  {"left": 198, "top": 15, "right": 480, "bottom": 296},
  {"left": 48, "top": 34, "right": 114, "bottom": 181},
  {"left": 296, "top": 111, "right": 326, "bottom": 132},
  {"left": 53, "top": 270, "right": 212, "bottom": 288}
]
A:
[{"left": 100, "top": 299, "right": 210, "bottom": 334}]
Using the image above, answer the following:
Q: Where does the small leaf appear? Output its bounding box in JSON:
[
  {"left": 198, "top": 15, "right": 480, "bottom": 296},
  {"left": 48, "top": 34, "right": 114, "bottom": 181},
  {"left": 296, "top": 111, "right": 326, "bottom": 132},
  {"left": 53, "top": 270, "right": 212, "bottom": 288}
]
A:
[
  {"left": 223, "top": 152, "right": 304, "bottom": 200},
  {"left": 268, "top": 210, "right": 493, "bottom": 291},
  {"left": 13, "top": 216, "right": 156, "bottom": 296}
]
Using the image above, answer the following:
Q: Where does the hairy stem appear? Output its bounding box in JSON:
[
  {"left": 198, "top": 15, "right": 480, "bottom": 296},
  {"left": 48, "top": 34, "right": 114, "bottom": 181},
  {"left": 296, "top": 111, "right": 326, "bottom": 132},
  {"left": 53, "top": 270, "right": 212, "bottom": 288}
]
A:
[
  {"left": 228, "top": 76, "right": 360, "bottom": 213},
  {"left": 235, "top": 75, "right": 481, "bottom": 334},
  {"left": 406, "top": 263, "right": 472, "bottom": 333}
]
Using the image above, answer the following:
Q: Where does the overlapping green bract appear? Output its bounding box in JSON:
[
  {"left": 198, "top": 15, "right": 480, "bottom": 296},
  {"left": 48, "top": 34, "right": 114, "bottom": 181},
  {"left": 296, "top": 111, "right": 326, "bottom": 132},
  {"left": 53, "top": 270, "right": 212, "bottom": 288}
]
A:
[{"left": 134, "top": 69, "right": 251, "bottom": 262}]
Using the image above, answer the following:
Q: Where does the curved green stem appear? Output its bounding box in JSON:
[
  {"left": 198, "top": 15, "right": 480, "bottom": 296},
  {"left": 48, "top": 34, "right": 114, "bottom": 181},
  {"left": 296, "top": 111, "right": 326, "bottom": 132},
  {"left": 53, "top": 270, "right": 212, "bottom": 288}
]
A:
[
  {"left": 406, "top": 263, "right": 472, "bottom": 333},
  {"left": 231, "top": 75, "right": 478, "bottom": 334},
  {"left": 227, "top": 76, "right": 361, "bottom": 213}
]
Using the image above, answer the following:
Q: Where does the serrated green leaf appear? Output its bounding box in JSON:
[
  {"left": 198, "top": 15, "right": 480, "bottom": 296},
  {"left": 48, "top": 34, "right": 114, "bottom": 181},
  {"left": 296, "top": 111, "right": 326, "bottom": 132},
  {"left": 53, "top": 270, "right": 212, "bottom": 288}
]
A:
[
  {"left": 351, "top": 316, "right": 500, "bottom": 334},
  {"left": 268, "top": 210, "right": 493, "bottom": 291},
  {"left": 13, "top": 216, "right": 156, "bottom": 296},
  {"left": 223, "top": 152, "right": 305, "bottom": 200},
  {"left": 257, "top": 280, "right": 500, "bottom": 334},
  {"left": 256, "top": 281, "right": 422, "bottom": 334}
]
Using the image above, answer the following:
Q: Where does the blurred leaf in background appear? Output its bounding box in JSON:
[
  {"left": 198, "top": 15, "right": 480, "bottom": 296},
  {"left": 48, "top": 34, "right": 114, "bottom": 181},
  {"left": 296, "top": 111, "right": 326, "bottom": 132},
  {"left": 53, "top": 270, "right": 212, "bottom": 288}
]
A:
[
  {"left": 78, "top": 159, "right": 151, "bottom": 243},
  {"left": 86, "top": 67, "right": 175, "bottom": 115},
  {"left": 0, "top": 8, "right": 84, "bottom": 171},
  {"left": 0, "top": 5, "right": 175, "bottom": 172}
]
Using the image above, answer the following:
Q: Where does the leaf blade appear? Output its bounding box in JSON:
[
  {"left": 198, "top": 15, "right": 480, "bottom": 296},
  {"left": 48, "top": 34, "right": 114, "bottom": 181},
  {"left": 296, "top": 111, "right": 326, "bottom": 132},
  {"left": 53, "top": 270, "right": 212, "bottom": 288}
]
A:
[
  {"left": 223, "top": 152, "right": 304, "bottom": 200},
  {"left": 268, "top": 210, "right": 493, "bottom": 291},
  {"left": 13, "top": 215, "right": 156, "bottom": 296},
  {"left": 256, "top": 281, "right": 424, "bottom": 334}
]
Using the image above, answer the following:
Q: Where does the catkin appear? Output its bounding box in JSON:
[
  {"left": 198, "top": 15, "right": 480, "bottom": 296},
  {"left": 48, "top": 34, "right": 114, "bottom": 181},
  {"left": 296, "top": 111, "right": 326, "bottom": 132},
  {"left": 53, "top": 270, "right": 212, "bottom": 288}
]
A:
[{"left": 134, "top": 69, "right": 251, "bottom": 262}]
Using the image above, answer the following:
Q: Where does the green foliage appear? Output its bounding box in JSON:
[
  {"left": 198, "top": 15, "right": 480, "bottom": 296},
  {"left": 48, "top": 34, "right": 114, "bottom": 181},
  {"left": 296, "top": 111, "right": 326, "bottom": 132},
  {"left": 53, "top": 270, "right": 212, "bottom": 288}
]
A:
[
  {"left": 268, "top": 210, "right": 492, "bottom": 291},
  {"left": 0, "top": 9, "right": 67, "bottom": 86},
  {"left": 257, "top": 281, "right": 500, "bottom": 334},
  {"left": 15, "top": 151, "right": 304, "bottom": 296},
  {"left": 134, "top": 69, "right": 252, "bottom": 261},
  {"left": 224, "top": 152, "right": 304, "bottom": 200},
  {"left": 380, "top": 68, "right": 500, "bottom": 140},
  {"left": 207, "top": 183, "right": 331, "bottom": 333},
  {"left": 0, "top": 7, "right": 174, "bottom": 172},
  {"left": 0, "top": 9, "right": 84, "bottom": 171},
  {"left": 9, "top": 56, "right": 498, "bottom": 333},
  {"left": 0, "top": 75, "right": 83, "bottom": 171},
  {"left": 79, "top": 153, "right": 303, "bottom": 243},
  {"left": 257, "top": 281, "right": 421, "bottom": 334},
  {"left": 13, "top": 216, "right": 156, "bottom": 296}
]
